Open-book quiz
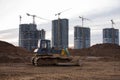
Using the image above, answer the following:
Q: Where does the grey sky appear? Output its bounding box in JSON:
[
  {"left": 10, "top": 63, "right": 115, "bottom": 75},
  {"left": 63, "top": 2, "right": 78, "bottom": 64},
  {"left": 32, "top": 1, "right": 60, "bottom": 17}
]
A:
[{"left": 0, "top": 0, "right": 120, "bottom": 47}]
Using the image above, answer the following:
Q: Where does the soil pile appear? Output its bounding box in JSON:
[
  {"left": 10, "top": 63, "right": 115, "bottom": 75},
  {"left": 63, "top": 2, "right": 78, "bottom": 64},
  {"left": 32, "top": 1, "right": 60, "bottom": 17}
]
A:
[
  {"left": 0, "top": 40, "right": 32, "bottom": 63},
  {"left": 69, "top": 43, "right": 120, "bottom": 60},
  {"left": 90, "top": 43, "right": 120, "bottom": 57},
  {"left": 0, "top": 40, "right": 120, "bottom": 63}
]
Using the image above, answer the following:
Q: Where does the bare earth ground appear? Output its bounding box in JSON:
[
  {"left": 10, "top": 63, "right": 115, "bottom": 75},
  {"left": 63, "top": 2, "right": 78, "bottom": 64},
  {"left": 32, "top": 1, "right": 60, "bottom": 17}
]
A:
[
  {"left": 0, "top": 59, "right": 120, "bottom": 80},
  {"left": 0, "top": 42, "right": 120, "bottom": 80}
]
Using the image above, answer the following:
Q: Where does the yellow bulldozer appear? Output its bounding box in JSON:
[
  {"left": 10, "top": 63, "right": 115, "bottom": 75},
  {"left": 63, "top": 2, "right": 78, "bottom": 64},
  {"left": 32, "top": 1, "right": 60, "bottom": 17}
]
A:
[{"left": 31, "top": 39, "right": 81, "bottom": 66}]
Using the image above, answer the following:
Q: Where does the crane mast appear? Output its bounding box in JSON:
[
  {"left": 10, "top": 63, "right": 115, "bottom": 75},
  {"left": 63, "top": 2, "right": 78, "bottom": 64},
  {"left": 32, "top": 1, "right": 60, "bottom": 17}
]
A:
[
  {"left": 79, "top": 16, "right": 89, "bottom": 27},
  {"left": 26, "top": 13, "right": 36, "bottom": 24},
  {"left": 55, "top": 8, "right": 71, "bottom": 48},
  {"left": 79, "top": 16, "right": 89, "bottom": 48},
  {"left": 111, "top": 19, "right": 115, "bottom": 44},
  {"left": 19, "top": 15, "right": 22, "bottom": 24}
]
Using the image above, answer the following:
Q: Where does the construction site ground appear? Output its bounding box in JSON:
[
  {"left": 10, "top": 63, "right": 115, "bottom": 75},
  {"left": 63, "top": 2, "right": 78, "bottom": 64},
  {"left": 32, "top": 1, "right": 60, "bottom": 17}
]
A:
[
  {"left": 0, "top": 41, "right": 120, "bottom": 80},
  {"left": 0, "top": 59, "right": 120, "bottom": 80}
]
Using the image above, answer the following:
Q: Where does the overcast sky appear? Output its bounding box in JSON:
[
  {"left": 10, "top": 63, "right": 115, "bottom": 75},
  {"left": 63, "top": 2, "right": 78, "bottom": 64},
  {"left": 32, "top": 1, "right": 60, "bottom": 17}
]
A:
[{"left": 0, "top": 0, "right": 120, "bottom": 47}]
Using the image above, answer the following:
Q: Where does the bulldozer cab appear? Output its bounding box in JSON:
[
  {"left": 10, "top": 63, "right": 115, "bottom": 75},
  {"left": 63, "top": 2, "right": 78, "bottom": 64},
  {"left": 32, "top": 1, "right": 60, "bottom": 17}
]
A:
[
  {"left": 40, "top": 40, "right": 51, "bottom": 49},
  {"left": 34, "top": 39, "right": 51, "bottom": 54},
  {"left": 34, "top": 39, "right": 62, "bottom": 55}
]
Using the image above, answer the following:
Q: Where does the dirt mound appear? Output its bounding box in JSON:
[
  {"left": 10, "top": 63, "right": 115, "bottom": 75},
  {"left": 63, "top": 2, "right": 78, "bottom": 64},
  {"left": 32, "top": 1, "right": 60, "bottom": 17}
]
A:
[
  {"left": 69, "top": 43, "right": 120, "bottom": 60},
  {"left": 0, "top": 40, "right": 33, "bottom": 63},
  {"left": 89, "top": 43, "right": 120, "bottom": 57},
  {"left": 0, "top": 41, "right": 16, "bottom": 53},
  {"left": 0, "top": 40, "right": 120, "bottom": 63},
  {"left": 90, "top": 43, "right": 120, "bottom": 49}
]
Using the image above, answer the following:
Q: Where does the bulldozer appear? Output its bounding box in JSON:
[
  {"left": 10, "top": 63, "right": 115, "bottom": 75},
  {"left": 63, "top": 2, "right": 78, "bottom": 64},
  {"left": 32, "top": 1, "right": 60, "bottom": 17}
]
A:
[{"left": 31, "top": 39, "right": 81, "bottom": 66}]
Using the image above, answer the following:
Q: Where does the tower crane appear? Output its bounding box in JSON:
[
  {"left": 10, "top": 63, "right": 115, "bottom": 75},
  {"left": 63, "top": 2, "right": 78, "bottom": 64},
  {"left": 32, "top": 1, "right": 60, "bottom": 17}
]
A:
[
  {"left": 111, "top": 19, "right": 115, "bottom": 28},
  {"left": 55, "top": 8, "right": 71, "bottom": 19},
  {"left": 55, "top": 8, "right": 71, "bottom": 48},
  {"left": 79, "top": 16, "right": 90, "bottom": 27},
  {"left": 19, "top": 15, "right": 22, "bottom": 24},
  {"left": 111, "top": 19, "right": 115, "bottom": 44},
  {"left": 26, "top": 13, "right": 48, "bottom": 24},
  {"left": 26, "top": 13, "right": 36, "bottom": 24},
  {"left": 79, "top": 16, "right": 90, "bottom": 48}
]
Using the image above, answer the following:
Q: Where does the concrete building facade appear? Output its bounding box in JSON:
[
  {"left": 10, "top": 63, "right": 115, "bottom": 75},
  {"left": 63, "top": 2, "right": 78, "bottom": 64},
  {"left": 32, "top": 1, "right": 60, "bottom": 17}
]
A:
[
  {"left": 103, "top": 28, "right": 119, "bottom": 45},
  {"left": 52, "top": 18, "right": 69, "bottom": 49},
  {"left": 19, "top": 24, "right": 45, "bottom": 51},
  {"left": 74, "top": 26, "right": 90, "bottom": 49}
]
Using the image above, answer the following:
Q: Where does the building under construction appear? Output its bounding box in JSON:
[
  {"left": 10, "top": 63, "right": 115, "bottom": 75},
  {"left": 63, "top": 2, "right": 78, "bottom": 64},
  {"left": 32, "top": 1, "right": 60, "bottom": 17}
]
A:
[
  {"left": 74, "top": 26, "right": 90, "bottom": 49},
  {"left": 52, "top": 18, "right": 69, "bottom": 49},
  {"left": 19, "top": 23, "right": 45, "bottom": 51},
  {"left": 103, "top": 28, "right": 119, "bottom": 45}
]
